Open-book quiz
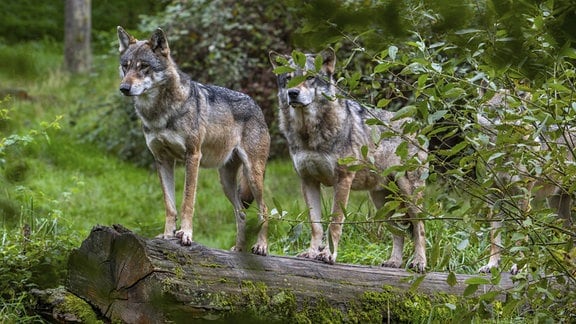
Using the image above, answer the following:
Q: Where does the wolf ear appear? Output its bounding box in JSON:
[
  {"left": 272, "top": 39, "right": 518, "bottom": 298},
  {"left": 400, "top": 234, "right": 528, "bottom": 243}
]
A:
[
  {"left": 117, "top": 26, "right": 136, "bottom": 54},
  {"left": 320, "top": 48, "right": 336, "bottom": 75},
  {"left": 149, "top": 28, "right": 170, "bottom": 57}
]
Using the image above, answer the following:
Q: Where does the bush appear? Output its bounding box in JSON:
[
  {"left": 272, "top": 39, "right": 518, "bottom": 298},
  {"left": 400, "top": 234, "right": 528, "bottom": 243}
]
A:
[{"left": 281, "top": 1, "right": 576, "bottom": 321}]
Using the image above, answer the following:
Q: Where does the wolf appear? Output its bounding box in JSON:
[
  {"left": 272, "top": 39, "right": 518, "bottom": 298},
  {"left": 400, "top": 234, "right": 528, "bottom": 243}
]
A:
[
  {"left": 117, "top": 26, "right": 270, "bottom": 255},
  {"left": 475, "top": 88, "right": 574, "bottom": 274},
  {"left": 269, "top": 49, "right": 428, "bottom": 272}
]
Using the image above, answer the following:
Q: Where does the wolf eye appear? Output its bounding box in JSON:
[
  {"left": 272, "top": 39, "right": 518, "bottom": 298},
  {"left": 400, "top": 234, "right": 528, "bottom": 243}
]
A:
[
  {"left": 306, "top": 75, "right": 315, "bottom": 81},
  {"left": 140, "top": 62, "right": 150, "bottom": 70}
]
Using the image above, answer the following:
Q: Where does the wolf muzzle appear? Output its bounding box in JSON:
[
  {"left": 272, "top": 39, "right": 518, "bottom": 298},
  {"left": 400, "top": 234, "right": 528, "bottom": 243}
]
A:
[
  {"left": 288, "top": 88, "right": 304, "bottom": 107},
  {"left": 119, "top": 83, "right": 133, "bottom": 96}
]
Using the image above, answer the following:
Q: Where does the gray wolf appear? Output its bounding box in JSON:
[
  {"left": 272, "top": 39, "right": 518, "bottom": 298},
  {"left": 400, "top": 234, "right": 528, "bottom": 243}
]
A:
[
  {"left": 475, "top": 88, "right": 574, "bottom": 273},
  {"left": 269, "top": 49, "right": 428, "bottom": 272},
  {"left": 117, "top": 26, "right": 270, "bottom": 255}
]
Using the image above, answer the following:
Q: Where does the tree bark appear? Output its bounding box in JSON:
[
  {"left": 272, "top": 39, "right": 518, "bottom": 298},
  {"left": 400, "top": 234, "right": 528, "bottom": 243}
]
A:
[
  {"left": 64, "top": 0, "right": 91, "bottom": 73},
  {"left": 67, "top": 225, "right": 514, "bottom": 323}
]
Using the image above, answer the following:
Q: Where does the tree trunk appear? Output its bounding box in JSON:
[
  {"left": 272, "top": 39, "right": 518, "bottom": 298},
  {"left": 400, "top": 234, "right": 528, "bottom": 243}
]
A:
[
  {"left": 67, "top": 225, "right": 514, "bottom": 323},
  {"left": 64, "top": 0, "right": 91, "bottom": 73}
]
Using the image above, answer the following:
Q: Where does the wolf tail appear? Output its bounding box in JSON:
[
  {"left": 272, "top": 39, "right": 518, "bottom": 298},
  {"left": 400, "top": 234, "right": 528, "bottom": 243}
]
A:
[{"left": 238, "top": 173, "right": 254, "bottom": 209}]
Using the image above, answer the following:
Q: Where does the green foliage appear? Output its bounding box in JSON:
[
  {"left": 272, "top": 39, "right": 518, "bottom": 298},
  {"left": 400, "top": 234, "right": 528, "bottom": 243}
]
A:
[
  {"left": 0, "top": 41, "right": 62, "bottom": 82},
  {"left": 0, "top": 0, "right": 64, "bottom": 43},
  {"left": 0, "top": 0, "right": 166, "bottom": 45},
  {"left": 280, "top": 0, "right": 576, "bottom": 321},
  {"left": 0, "top": 102, "right": 77, "bottom": 322}
]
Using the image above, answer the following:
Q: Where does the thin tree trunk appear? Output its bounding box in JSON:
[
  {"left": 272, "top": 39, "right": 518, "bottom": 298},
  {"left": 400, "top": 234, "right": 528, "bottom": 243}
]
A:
[{"left": 64, "top": 0, "right": 91, "bottom": 73}]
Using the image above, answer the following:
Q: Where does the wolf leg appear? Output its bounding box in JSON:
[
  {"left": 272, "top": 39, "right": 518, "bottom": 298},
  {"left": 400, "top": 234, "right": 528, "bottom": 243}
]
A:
[
  {"left": 370, "top": 190, "right": 406, "bottom": 269},
  {"left": 218, "top": 158, "right": 248, "bottom": 253},
  {"left": 176, "top": 150, "right": 202, "bottom": 246},
  {"left": 156, "top": 158, "right": 177, "bottom": 239},
  {"left": 321, "top": 171, "right": 354, "bottom": 264},
  {"left": 299, "top": 180, "right": 324, "bottom": 260},
  {"left": 398, "top": 175, "right": 427, "bottom": 273},
  {"left": 242, "top": 159, "right": 269, "bottom": 256},
  {"left": 479, "top": 218, "right": 502, "bottom": 273}
]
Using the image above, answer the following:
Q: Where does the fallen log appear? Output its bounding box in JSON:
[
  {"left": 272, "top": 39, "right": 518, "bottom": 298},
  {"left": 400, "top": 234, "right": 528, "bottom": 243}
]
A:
[{"left": 67, "top": 225, "right": 514, "bottom": 323}]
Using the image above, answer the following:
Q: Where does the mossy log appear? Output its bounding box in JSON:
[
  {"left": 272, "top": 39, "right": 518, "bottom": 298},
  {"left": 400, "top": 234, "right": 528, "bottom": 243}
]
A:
[{"left": 67, "top": 225, "right": 514, "bottom": 323}]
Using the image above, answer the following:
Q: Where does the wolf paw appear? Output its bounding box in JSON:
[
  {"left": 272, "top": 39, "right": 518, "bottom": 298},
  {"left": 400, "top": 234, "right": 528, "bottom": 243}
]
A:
[
  {"left": 251, "top": 242, "right": 268, "bottom": 256},
  {"left": 315, "top": 250, "right": 335, "bottom": 265},
  {"left": 478, "top": 261, "right": 499, "bottom": 274},
  {"left": 175, "top": 230, "right": 193, "bottom": 246},
  {"left": 510, "top": 264, "right": 520, "bottom": 275},
  {"left": 297, "top": 249, "right": 319, "bottom": 260},
  {"left": 408, "top": 260, "right": 427, "bottom": 273},
  {"left": 381, "top": 259, "right": 403, "bottom": 269}
]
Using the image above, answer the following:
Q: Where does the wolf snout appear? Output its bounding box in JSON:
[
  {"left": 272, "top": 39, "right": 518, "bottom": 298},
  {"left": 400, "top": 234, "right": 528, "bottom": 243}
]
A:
[
  {"left": 288, "top": 89, "right": 300, "bottom": 100},
  {"left": 119, "top": 83, "right": 132, "bottom": 96}
]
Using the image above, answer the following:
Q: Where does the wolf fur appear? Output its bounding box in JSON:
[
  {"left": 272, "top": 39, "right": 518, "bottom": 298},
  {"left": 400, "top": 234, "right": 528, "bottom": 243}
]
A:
[
  {"left": 117, "top": 26, "right": 270, "bottom": 254},
  {"left": 269, "top": 49, "right": 428, "bottom": 272},
  {"left": 475, "top": 88, "right": 574, "bottom": 273}
]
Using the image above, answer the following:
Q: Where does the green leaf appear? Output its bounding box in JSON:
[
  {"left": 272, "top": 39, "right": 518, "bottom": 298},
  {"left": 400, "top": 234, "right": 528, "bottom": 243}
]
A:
[
  {"left": 447, "top": 271, "right": 457, "bottom": 287},
  {"left": 444, "top": 87, "right": 466, "bottom": 99},
  {"left": 463, "top": 284, "right": 478, "bottom": 297},
  {"left": 479, "top": 291, "right": 499, "bottom": 302},
  {"left": 395, "top": 141, "right": 408, "bottom": 160},
  {"left": 392, "top": 105, "right": 417, "bottom": 120},
  {"left": 374, "top": 62, "right": 390, "bottom": 74},
  {"left": 409, "top": 275, "right": 425, "bottom": 292},
  {"left": 366, "top": 118, "right": 384, "bottom": 126},
  {"left": 314, "top": 54, "right": 323, "bottom": 72},
  {"left": 292, "top": 50, "right": 306, "bottom": 68},
  {"left": 436, "top": 141, "right": 468, "bottom": 157},
  {"left": 464, "top": 276, "right": 491, "bottom": 285},
  {"left": 338, "top": 156, "right": 357, "bottom": 165},
  {"left": 272, "top": 66, "right": 295, "bottom": 74},
  {"left": 377, "top": 98, "right": 391, "bottom": 108},
  {"left": 287, "top": 75, "right": 307, "bottom": 88},
  {"left": 417, "top": 74, "right": 428, "bottom": 89},
  {"left": 361, "top": 145, "right": 368, "bottom": 159},
  {"left": 427, "top": 109, "right": 447, "bottom": 124}
]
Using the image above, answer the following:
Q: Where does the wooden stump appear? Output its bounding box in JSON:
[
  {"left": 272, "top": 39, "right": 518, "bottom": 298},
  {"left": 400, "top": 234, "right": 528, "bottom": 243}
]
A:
[{"left": 67, "top": 225, "right": 514, "bottom": 322}]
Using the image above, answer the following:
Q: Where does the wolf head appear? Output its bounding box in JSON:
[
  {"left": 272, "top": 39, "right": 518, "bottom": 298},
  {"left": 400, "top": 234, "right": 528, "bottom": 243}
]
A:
[
  {"left": 117, "top": 26, "right": 173, "bottom": 97},
  {"left": 269, "top": 49, "right": 337, "bottom": 108}
]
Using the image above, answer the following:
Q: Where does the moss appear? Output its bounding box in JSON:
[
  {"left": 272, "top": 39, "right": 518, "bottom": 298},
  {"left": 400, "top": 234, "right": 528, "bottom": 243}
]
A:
[
  {"left": 161, "top": 277, "right": 476, "bottom": 323},
  {"left": 348, "top": 286, "right": 469, "bottom": 323},
  {"left": 55, "top": 292, "right": 102, "bottom": 323}
]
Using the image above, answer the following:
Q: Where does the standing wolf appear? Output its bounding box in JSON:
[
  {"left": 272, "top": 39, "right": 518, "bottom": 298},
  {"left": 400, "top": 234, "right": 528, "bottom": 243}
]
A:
[
  {"left": 117, "top": 27, "right": 270, "bottom": 255},
  {"left": 269, "top": 49, "right": 428, "bottom": 272}
]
